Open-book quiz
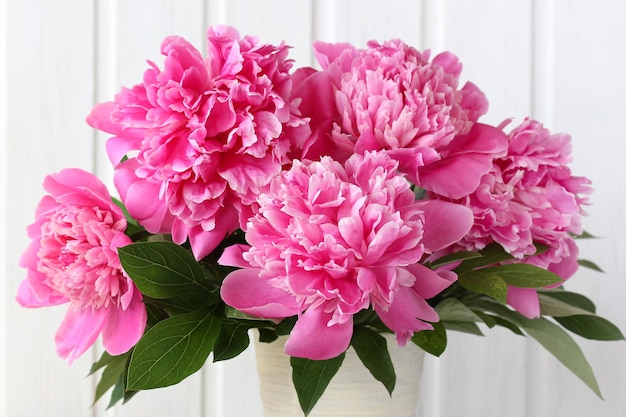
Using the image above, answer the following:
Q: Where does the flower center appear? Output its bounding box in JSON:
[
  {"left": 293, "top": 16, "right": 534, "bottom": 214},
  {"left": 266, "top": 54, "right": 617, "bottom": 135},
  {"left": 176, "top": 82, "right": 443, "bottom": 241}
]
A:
[{"left": 37, "top": 206, "right": 128, "bottom": 308}]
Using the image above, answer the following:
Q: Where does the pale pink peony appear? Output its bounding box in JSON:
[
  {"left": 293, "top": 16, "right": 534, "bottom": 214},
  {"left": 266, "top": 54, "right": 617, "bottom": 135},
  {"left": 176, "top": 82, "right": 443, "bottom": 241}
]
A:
[
  {"left": 292, "top": 39, "right": 506, "bottom": 198},
  {"left": 87, "top": 26, "right": 311, "bottom": 260},
  {"left": 219, "top": 151, "right": 473, "bottom": 359},
  {"left": 16, "top": 168, "right": 147, "bottom": 363},
  {"left": 436, "top": 118, "right": 592, "bottom": 317}
]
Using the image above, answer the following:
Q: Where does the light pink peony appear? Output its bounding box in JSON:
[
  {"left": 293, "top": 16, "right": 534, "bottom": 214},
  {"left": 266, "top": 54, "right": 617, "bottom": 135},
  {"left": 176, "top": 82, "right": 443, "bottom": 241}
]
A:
[
  {"left": 17, "top": 168, "right": 147, "bottom": 363},
  {"left": 219, "top": 151, "right": 473, "bottom": 360},
  {"left": 87, "top": 26, "right": 311, "bottom": 260},
  {"left": 292, "top": 39, "right": 506, "bottom": 198},
  {"left": 436, "top": 118, "right": 592, "bottom": 317}
]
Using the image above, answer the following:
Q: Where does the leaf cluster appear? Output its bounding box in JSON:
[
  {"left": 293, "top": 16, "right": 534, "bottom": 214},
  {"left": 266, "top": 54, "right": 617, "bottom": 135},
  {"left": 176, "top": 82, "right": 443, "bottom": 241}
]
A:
[
  {"left": 92, "top": 239, "right": 292, "bottom": 409},
  {"left": 90, "top": 236, "right": 622, "bottom": 416}
]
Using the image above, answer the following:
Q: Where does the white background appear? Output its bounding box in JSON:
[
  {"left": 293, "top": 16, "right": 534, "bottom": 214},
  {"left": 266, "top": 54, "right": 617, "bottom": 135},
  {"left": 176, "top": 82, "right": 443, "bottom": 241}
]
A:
[{"left": 2, "top": 1, "right": 626, "bottom": 416}]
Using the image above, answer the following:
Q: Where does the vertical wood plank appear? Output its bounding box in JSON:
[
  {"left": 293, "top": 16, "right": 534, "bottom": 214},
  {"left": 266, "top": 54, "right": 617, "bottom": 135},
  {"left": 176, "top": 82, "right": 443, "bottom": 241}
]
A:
[
  {"left": 544, "top": 2, "right": 626, "bottom": 414},
  {"left": 312, "top": 0, "right": 423, "bottom": 48},
  {"left": 4, "top": 0, "right": 98, "bottom": 416},
  {"left": 92, "top": 4, "right": 208, "bottom": 416},
  {"left": 200, "top": 5, "right": 313, "bottom": 415},
  {"left": 213, "top": 0, "right": 314, "bottom": 67},
  {"left": 524, "top": 2, "right": 557, "bottom": 416},
  {"left": 4, "top": 2, "right": 626, "bottom": 417},
  {"left": 430, "top": 1, "right": 533, "bottom": 416},
  {"left": 0, "top": 0, "right": 8, "bottom": 414}
]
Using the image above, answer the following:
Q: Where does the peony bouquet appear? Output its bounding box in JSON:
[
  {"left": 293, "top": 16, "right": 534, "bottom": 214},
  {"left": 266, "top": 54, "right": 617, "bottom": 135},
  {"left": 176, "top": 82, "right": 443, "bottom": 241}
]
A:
[{"left": 16, "top": 25, "right": 623, "bottom": 415}]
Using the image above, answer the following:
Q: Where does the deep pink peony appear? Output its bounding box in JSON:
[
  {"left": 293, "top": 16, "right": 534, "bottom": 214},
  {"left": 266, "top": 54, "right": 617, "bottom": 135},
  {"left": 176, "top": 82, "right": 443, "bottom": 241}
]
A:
[
  {"left": 219, "top": 151, "right": 473, "bottom": 359},
  {"left": 16, "top": 168, "right": 147, "bottom": 363},
  {"left": 87, "top": 26, "right": 311, "bottom": 260},
  {"left": 435, "top": 118, "right": 592, "bottom": 317},
  {"left": 292, "top": 39, "right": 507, "bottom": 198}
]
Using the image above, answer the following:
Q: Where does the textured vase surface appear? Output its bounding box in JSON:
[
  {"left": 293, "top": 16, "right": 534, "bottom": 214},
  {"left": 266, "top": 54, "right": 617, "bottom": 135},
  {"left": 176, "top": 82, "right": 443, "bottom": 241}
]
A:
[{"left": 254, "top": 333, "right": 425, "bottom": 417}]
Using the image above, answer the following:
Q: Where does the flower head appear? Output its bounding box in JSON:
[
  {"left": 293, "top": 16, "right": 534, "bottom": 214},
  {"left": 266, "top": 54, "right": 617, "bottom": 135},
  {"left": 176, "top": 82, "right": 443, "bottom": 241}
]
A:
[
  {"left": 434, "top": 118, "right": 592, "bottom": 317},
  {"left": 17, "top": 168, "right": 147, "bottom": 363},
  {"left": 219, "top": 151, "right": 473, "bottom": 359},
  {"left": 87, "top": 26, "right": 311, "bottom": 259},
  {"left": 292, "top": 39, "right": 505, "bottom": 198}
]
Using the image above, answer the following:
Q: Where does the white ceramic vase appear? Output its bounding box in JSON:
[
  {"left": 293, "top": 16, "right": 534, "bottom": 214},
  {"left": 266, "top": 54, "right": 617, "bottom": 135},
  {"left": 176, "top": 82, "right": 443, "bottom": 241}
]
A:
[{"left": 254, "top": 333, "right": 425, "bottom": 417}]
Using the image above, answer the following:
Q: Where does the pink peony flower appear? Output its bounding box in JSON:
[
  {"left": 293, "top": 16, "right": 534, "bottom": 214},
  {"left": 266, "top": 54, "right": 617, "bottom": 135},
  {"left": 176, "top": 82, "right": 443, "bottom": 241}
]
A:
[
  {"left": 87, "top": 26, "right": 311, "bottom": 260},
  {"left": 435, "top": 118, "right": 592, "bottom": 317},
  {"left": 292, "top": 39, "right": 506, "bottom": 198},
  {"left": 16, "top": 168, "right": 147, "bottom": 363},
  {"left": 219, "top": 151, "right": 473, "bottom": 360}
]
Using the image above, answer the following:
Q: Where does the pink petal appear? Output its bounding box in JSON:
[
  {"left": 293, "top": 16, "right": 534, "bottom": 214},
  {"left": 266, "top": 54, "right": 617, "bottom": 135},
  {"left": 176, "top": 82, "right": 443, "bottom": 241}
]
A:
[
  {"left": 405, "top": 263, "right": 457, "bottom": 300},
  {"left": 376, "top": 285, "right": 436, "bottom": 346},
  {"left": 187, "top": 209, "right": 239, "bottom": 260},
  {"left": 86, "top": 102, "right": 144, "bottom": 164},
  {"left": 55, "top": 303, "right": 108, "bottom": 364},
  {"left": 291, "top": 68, "right": 337, "bottom": 161},
  {"left": 432, "top": 51, "right": 462, "bottom": 78},
  {"left": 284, "top": 307, "right": 353, "bottom": 360},
  {"left": 218, "top": 244, "right": 253, "bottom": 268},
  {"left": 419, "top": 153, "right": 496, "bottom": 199},
  {"left": 418, "top": 200, "right": 473, "bottom": 252},
  {"left": 101, "top": 294, "right": 147, "bottom": 355},
  {"left": 507, "top": 287, "right": 540, "bottom": 319},
  {"left": 114, "top": 159, "right": 174, "bottom": 234},
  {"left": 419, "top": 123, "right": 508, "bottom": 198},
  {"left": 16, "top": 275, "right": 67, "bottom": 307},
  {"left": 220, "top": 269, "right": 300, "bottom": 318},
  {"left": 312, "top": 41, "right": 357, "bottom": 70}
]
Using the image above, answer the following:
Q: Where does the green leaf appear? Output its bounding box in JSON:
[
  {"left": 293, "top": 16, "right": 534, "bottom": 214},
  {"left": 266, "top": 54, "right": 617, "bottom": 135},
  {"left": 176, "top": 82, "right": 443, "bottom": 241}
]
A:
[
  {"left": 455, "top": 243, "right": 515, "bottom": 272},
  {"left": 523, "top": 318, "right": 603, "bottom": 397},
  {"left": 92, "top": 352, "right": 130, "bottom": 405},
  {"left": 118, "top": 241, "right": 213, "bottom": 299},
  {"left": 429, "top": 251, "right": 483, "bottom": 269},
  {"left": 578, "top": 259, "right": 604, "bottom": 272},
  {"left": 538, "top": 289, "right": 596, "bottom": 313},
  {"left": 213, "top": 321, "right": 251, "bottom": 361},
  {"left": 487, "top": 315, "right": 524, "bottom": 336},
  {"left": 89, "top": 350, "right": 117, "bottom": 376},
  {"left": 411, "top": 321, "right": 447, "bottom": 356},
  {"left": 106, "top": 376, "right": 126, "bottom": 409},
  {"left": 148, "top": 290, "right": 218, "bottom": 315},
  {"left": 258, "top": 328, "right": 279, "bottom": 343},
  {"left": 436, "top": 298, "right": 484, "bottom": 323},
  {"left": 555, "top": 315, "right": 625, "bottom": 341},
  {"left": 350, "top": 327, "right": 396, "bottom": 395},
  {"left": 106, "top": 374, "right": 138, "bottom": 409},
  {"left": 442, "top": 321, "right": 484, "bottom": 335},
  {"left": 127, "top": 308, "right": 221, "bottom": 390},
  {"left": 477, "top": 264, "right": 563, "bottom": 288},
  {"left": 291, "top": 354, "right": 345, "bottom": 416},
  {"left": 275, "top": 316, "right": 297, "bottom": 335},
  {"left": 458, "top": 272, "right": 508, "bottom": 304},
  {"left": 538, "top": 293, "right": 596, "bottom": 317},
  {"left": 474, "top": 300, "right": 603, "bottom": 398}
]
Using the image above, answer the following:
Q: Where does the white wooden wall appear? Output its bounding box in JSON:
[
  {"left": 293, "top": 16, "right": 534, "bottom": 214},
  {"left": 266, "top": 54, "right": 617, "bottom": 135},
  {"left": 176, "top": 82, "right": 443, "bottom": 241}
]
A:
[{"left": 2, "top": 1, "right": 625, "bottom": 416}]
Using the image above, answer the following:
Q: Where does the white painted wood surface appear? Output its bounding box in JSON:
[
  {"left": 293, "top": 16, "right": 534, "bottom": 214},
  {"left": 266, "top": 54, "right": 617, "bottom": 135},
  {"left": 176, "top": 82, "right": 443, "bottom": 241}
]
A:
[{"left": 2, "top": 1, "right": 625, "bottom": 416}]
